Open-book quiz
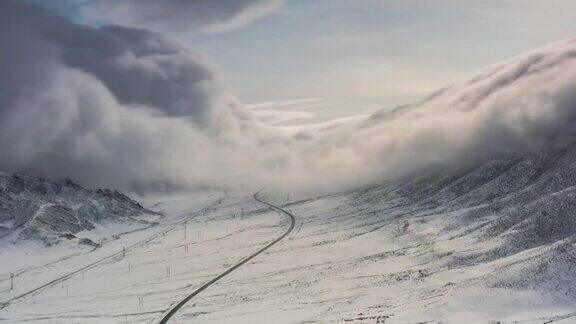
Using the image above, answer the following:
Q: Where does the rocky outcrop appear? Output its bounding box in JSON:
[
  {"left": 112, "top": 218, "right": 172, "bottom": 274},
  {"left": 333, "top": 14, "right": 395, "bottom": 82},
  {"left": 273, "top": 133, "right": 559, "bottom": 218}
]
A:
[{"left": 0, "top": 172, "right": 158, "bottom": 245}]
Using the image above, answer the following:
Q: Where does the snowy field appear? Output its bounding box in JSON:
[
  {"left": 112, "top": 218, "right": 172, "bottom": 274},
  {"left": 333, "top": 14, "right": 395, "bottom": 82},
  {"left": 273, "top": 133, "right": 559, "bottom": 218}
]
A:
[{"left": 1, "top": 187, "right": 575, "bottom": 323}]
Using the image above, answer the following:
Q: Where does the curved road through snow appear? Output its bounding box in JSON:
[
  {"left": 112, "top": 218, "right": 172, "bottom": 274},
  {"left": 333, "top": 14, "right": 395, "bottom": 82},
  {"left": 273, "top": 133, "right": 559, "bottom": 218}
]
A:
[{"left": 158, "top": 192, "right": 296, "bottom": 323}]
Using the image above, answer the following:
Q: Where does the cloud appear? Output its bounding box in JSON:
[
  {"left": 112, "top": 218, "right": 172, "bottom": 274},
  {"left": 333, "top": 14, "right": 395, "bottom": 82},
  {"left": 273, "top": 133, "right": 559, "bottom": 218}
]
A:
[
  {"left": 79, "top": 0, "right": 284, "bottom": 35},
  {"left": 0, "top": 0, "right": 256, "bottom": 190},
  {"left": 3, "top": 0, "right": 576, "bottom": 195},
  {"left": 352, "top": 38, "right": 576, "bottom": 180},
  {"left": 248, "top": 98, "right": 377, "bottom": 126}
]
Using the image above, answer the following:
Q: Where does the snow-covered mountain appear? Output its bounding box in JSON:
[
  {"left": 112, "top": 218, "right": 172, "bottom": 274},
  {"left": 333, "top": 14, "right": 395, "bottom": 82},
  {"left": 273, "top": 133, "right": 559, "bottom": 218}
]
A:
[
  {"left": 3, "top": 26, "right": 576, "bottom": 324},
  {"left": 4, "top": 156, "right": 576, "bottom": 323},
  {"left": 0, "top": 172, "right": 159, "bottom": 247},
  {"left": 3, "top": 143, "right": 576, "bottom": 322},
  {"left": 344, "top": 142, "right": 576, "bottom": 303}
]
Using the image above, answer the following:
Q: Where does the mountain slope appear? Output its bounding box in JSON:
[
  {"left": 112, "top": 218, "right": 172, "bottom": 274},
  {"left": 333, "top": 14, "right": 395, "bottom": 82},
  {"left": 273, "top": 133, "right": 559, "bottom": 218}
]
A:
[
  {"left": 2, "top": 149, "right": 576, "bottom": 322},
  {"left": 0, "top": 172, "right": 158, "bottom": 247}
]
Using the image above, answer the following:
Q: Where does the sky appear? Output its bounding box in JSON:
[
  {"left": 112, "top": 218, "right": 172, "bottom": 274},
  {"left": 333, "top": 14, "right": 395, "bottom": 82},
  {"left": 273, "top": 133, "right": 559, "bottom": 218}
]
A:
[
  {"left": 3, "top": 0, "right": 576, "bottom": 194},
  {"left": 187, "top": 0, "right": 576, "bottom": 108}
]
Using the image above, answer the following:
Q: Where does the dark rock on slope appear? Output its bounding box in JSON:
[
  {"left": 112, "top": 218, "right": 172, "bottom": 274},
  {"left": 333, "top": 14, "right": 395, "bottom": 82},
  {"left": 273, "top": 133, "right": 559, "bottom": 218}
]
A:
[
  {"left": 0, "top": 172, "right": 158, "bottom": 246},
  {"left": 346, "top": 141, "right": 576, "bottom": 297}
]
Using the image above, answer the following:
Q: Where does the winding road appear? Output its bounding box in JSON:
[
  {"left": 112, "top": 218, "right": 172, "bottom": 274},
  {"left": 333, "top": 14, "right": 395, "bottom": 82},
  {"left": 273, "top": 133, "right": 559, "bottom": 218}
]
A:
[{"left": 158, "top": 192, "right": 296, "bottom": 323}]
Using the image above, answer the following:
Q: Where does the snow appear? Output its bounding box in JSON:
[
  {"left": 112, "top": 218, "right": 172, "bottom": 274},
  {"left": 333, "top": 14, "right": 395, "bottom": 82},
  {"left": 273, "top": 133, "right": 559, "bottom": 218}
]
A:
[{"left": 1, "top": 187, "right": 574, "bottom": 323}]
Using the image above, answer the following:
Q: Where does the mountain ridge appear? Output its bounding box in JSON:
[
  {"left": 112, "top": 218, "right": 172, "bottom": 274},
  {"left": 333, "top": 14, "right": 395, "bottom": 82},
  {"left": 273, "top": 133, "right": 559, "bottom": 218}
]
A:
[{"left": 0, "top": 172, "right": 159, "bottom": 247}]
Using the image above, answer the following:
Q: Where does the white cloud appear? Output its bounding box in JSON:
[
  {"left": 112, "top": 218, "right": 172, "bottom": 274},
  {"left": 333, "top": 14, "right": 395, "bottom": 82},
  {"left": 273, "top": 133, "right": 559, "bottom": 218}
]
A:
[
  {"left": 80, "top": 0, "right": 284, "bottom": 35},
  {"left": 5, "top": 1, "right": 576, "bottom": 196}
]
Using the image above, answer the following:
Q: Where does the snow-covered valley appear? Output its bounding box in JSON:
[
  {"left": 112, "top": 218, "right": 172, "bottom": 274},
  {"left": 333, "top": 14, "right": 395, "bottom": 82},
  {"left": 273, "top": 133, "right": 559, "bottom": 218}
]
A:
[
  {"left": 3, "top": 145, "right": 576, "bottom": 323},
  {"left": 5, "top": 1, "right": 576, "bottom": 323}
]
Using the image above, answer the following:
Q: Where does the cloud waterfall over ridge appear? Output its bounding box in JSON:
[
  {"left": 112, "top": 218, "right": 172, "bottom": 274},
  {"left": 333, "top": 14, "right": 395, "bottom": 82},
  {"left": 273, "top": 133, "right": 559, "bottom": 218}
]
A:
[
  {"left": 353, "top": 39, "right": 576, "bottom": 181},
  {"left": 3, "top": 1, "right": 576, "bottom": 193}
]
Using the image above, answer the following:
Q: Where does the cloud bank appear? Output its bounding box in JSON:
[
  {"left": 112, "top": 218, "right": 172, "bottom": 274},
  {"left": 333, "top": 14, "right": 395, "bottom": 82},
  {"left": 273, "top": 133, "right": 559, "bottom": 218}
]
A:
[
  {"left": 354, "top": 39, "right": 576, "bottom": 180},
  {"left": 3, "top": 1, "right": 576, "bottom": 194},
  {"left": 0, "top": 0, "right": 257, "bottom": 190}
]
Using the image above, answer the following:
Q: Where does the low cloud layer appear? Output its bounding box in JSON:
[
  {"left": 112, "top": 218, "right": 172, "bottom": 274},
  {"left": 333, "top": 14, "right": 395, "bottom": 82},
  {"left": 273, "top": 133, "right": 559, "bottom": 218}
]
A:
[
  {"left": 354, "top": 39, "right": 576, "bottom": 180},
  {"left": 2, "top": 1, "right": 576, "bottom": 194}
]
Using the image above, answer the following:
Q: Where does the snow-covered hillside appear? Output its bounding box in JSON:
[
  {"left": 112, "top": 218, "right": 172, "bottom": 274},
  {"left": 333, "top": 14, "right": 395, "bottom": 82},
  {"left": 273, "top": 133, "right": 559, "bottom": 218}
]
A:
[
  {"left": 0, "top": 173, "right": 159, "bottom": 247},
  {"left": 2, "top": 144, "right": 576, "bottom": 323}
]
